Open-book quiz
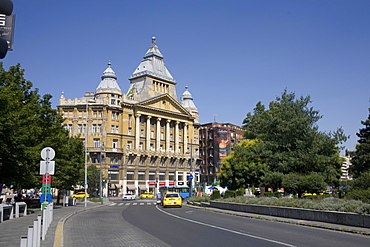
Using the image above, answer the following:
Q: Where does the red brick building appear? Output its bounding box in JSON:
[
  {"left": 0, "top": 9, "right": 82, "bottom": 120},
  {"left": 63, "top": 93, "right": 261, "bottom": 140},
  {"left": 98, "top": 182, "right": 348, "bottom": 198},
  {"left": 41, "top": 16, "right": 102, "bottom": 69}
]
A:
[{"left": 199, "top": 123, "right": 244, "bottom": 184}]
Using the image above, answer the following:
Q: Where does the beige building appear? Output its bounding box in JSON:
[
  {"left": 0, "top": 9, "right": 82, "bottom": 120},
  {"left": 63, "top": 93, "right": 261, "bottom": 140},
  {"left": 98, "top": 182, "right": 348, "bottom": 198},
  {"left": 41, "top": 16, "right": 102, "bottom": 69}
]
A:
[{"left": 58, "top": 37, "right": 200, "bottom": 196}]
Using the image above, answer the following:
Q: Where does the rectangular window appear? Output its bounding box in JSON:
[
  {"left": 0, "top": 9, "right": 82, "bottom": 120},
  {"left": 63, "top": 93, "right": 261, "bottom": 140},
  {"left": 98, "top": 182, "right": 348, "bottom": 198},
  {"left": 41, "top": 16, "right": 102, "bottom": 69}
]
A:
[
  {"left": 159, "top": 173, "right": 165, "bottom": 181},
  {"left": 127, "top": 171, "right": 134, "bottom": 180},
  {"left": 149, "top": 172, "right": 155, "bottom": 181},
  {"left": 150, "top": 157, "right": 156, "bottom": 166},
  {"left": 177, "top": 173, "right": 183, "bottom": 182},
  {"left": 109, "top": 170, "right": 119, "bottom": 180},
  {"left": 93, "top": 139, "right": 100, "bottom": 148},
  {"left": 179, "top": 159, "right": 184, "bottom": 168},
  {"left": 98, "top": 124, "right": 102, "bottom": 133},
  {"left": 111, "top": 99, "right": 115, "bottom": 105},
  {"left": 78, "top": 124, "right": 82, "bottom": 133},
  {"left": 169, "top": 173, "right": 174, "bottom": 181},
  {"left": 68, "top": 124, "right": 72, "bottom": 133},
  {"left": 116, "top": 126, "right": 119, "bottom": 133},
  {"left": 128, "top": 115, "right": 132, "bottom": 128},
  {"left": 98, "top": 112, "right": 102, "bottom": 118},
  {"left": 111, "top": 125, "right": 115, "bottom": 133},
  {"left": 138, "top": 172, "right": 145, "bottom": 181},
  {"left": 93, "top": 112, "right": 97, "bottom": 118},
  {"left": 112, "top": 112, "right": 115, "bottom": 119},
  {"left": 92, "top": 124, "right": 97, "bottom": 133},
  {"left": 127, "top": 141, "right": 132, "bottom": 149},
  {"left": 112, "top": 139, "right": 118, "bottom": 149}
]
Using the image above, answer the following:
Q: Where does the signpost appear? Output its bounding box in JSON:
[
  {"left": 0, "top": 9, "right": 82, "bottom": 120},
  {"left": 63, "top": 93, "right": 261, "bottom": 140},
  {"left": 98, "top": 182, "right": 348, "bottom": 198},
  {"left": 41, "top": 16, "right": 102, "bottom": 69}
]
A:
[{"left": 40, "top": 147, "right": 55, "bottom": 205}]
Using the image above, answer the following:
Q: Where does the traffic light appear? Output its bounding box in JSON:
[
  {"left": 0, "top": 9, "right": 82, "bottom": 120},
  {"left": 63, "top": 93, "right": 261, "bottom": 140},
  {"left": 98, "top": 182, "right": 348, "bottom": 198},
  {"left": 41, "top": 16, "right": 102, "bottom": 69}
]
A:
[{"left": 0, "top": 0, "right": 13, "bottom": 59}]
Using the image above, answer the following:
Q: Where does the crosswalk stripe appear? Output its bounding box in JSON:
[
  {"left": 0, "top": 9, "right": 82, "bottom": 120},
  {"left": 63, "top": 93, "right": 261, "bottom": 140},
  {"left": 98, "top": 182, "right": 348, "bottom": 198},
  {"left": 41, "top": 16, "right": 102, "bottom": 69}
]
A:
[{"left": 108, "top": 202, "right": 155, "bottom": 206}]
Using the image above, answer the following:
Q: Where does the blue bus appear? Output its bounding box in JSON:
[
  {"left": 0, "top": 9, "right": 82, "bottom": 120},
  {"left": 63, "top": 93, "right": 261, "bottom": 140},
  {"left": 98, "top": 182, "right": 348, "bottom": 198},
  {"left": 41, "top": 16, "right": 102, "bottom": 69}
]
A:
[{"left": 160, "top": 186, "right": 190, "bottom": 198}]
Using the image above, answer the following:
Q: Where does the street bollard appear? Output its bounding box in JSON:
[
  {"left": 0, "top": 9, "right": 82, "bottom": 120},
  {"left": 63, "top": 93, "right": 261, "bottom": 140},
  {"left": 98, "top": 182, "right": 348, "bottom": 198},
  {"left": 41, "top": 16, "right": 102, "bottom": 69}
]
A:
[
  {"left": 27, "top": 225, "right": 33, "bottom": 247},
  {"left": 20, "top": 236, "right": 27, "bottom": 247},
  {"left": 36, "top": 215, "right": 41, "bottom": 247}
]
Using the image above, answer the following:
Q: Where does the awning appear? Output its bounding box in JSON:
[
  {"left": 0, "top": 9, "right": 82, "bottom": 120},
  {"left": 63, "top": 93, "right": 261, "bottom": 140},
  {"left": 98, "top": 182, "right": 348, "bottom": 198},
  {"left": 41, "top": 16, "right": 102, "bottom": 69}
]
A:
[
  {"left": 127, "top": 184, "right": 136, "bottom": 191},
  {"left": 138, "top": 185, "right": 147, "bottom": 191},
  {"left": 110, "top": 184, "right": 119, "bottom": 189}
]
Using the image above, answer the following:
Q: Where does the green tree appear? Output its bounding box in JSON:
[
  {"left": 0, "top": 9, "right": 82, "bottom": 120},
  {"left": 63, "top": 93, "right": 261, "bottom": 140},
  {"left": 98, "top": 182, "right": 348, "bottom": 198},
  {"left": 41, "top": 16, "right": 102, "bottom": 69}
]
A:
[
  {"left": 242, "top": 90, "right": 346, "bottom": 184},
  {"left": 0, "top": 63, "right": 84, "bottom": 194},
  {"left": 352, "top": 171, "right": 370, "bottom": 190},
  {"left": 219, "top": 139, "right": 268, "bottom": 190},
  {"left": 261, "top": 171, "right": 284, "bottom": 192},
  {"left": 87, "top": 164, "right": 101, "bottom": 197},
  {"left": 282, "top": 173, "right": 326, "bottom": 198},
  {"left": 349, "top": 107, "right": 370, "bottom": 178}
]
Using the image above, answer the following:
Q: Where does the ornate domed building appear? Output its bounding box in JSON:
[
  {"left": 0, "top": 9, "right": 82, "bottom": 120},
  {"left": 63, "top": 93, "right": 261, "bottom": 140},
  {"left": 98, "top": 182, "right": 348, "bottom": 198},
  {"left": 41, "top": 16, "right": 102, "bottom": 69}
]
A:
[{"left": 58, "top": 37, "right": 200, "bottom": 197}]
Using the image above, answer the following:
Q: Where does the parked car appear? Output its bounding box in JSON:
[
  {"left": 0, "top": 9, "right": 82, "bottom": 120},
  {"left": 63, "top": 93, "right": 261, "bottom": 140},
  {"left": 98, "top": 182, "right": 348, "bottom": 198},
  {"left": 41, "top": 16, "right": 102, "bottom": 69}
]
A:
[
  {"left": 140, "top": 192, "right": 154, "bottom": 199},
  {"left": 162, "top": 192, "right": 182, "bottom": 208},
  {"left": 122, "top": 194, "right": 136, "bottom": 200},
  {"left": 70, "top": 192, "right": 90, "bottom": 198}
]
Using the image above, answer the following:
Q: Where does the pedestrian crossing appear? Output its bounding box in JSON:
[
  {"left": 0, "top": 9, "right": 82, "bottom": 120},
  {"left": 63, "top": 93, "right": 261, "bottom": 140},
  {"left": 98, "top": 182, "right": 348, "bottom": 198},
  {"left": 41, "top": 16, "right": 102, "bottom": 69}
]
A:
[{"left": 108, "top": 202, "right": 156, "bottom": 206}]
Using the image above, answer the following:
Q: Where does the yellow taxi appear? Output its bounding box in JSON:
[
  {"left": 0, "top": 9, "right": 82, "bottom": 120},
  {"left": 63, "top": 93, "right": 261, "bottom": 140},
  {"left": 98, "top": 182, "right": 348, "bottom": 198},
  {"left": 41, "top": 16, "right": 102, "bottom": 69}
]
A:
[
  {"left": 70, "top": 192, "right": 90, "bottom": 198},
  {"left": 140, "top": 192, "right": 154, "bottom": 199},
  {"left": 162, "top": 192, "right": 182, "bottom": 208}
]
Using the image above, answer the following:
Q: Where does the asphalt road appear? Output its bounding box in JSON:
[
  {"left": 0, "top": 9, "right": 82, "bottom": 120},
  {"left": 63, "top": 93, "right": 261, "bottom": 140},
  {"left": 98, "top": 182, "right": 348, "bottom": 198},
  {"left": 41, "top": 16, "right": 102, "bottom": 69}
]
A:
[{"left": 63, "top": 198, "right": 370, "bottom": 247}]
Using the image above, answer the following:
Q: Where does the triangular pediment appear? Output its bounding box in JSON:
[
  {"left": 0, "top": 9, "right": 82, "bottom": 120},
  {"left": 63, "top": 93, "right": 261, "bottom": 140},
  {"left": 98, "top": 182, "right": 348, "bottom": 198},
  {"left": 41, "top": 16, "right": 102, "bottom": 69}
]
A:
[{"left": 135, "top": 94, "right": 192, "bottom": 117}]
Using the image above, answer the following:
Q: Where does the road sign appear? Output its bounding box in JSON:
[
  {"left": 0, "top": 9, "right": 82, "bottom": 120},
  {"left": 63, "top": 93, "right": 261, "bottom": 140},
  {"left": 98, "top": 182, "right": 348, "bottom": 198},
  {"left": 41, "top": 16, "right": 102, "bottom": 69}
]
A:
[
  {"left": 40, "top": 161, "right": 55, "bottom": 175},
  {"left": 41, "top": 147, "right": 55, "bottom": 160},
  {"left": 189, "top": 175, "right": 193, "bottom": 179},
  {"left": 40, "top": 194, "right": 52, "bottom": 203}
]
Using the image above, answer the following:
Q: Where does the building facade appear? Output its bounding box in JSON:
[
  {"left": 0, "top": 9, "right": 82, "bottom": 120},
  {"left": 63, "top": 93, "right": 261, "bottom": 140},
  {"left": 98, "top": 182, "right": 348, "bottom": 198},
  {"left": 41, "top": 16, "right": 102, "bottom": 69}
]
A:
[
  {"left": 340, "top": 155, "right": 352, "bottom": 181},
  {"left": 58, "top": 37, "right": 200, "bottom": 196},
  {"left": 199, "top": 123, "right": 244, "bottom": 184}
]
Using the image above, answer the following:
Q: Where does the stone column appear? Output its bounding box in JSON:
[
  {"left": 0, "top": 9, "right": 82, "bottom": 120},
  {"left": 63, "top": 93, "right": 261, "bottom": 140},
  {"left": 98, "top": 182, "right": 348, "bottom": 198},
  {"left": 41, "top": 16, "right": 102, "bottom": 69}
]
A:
[
  {"left": 183, "top": 123, "right": 188, "bottom": 154},
  {"left": 146, "top": 116, "right": 151, "bottom": 151},
  {"left": 156, "top": 118, "right": 161, "bottom": 151},
  {"left": 166, "top": 119, "right": 170, "bottom": 152},
  {"left": 175, "top": 121, "right": 179, "bottom": 153},
  {"left": 135, "top": 114, "right": 141, "bottom": 149}
]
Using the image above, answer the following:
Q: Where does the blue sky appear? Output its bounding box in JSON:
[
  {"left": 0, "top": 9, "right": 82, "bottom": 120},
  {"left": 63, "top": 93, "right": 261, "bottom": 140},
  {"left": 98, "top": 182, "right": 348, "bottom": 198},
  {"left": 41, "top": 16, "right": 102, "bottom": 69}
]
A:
[{"left": 2, "top": 0, "right": 370, "bottom": 154}]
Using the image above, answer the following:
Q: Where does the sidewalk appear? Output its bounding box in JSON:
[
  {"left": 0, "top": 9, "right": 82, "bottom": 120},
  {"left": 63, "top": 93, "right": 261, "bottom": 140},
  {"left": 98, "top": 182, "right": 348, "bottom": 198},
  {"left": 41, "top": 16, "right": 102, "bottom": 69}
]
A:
[{"left": 0, "top": 201, "right": 102, "bottom": 247}]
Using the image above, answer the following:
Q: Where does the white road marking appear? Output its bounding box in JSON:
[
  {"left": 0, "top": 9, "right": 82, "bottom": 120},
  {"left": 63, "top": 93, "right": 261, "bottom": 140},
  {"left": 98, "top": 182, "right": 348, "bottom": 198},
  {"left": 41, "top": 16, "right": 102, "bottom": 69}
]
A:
[{"left": 156, "top": 206, "right": 296, "bottom": 247}]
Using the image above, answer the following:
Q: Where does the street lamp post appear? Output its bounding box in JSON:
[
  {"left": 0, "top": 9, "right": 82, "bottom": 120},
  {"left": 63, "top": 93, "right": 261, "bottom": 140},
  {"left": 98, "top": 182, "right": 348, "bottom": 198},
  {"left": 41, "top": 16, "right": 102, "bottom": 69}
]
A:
[
  {"left": 188, "top": 140, "right": 193, "bottom": 198},
  {"left": 99, "top": 143, "right": 104, "bottom": 204},
  {"left": 85, "top": 99, "right": 95, "bottom": 207}
]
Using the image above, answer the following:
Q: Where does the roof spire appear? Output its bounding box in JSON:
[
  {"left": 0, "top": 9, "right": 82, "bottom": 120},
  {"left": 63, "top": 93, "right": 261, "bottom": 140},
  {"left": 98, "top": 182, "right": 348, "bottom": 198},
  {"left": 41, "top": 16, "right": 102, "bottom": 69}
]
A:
[
  {"left": 96, "top": 61, "right": 122, "bottom": 95},
  {"left": 180, "top": 85, "right": 199, "bottom": 123}
]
